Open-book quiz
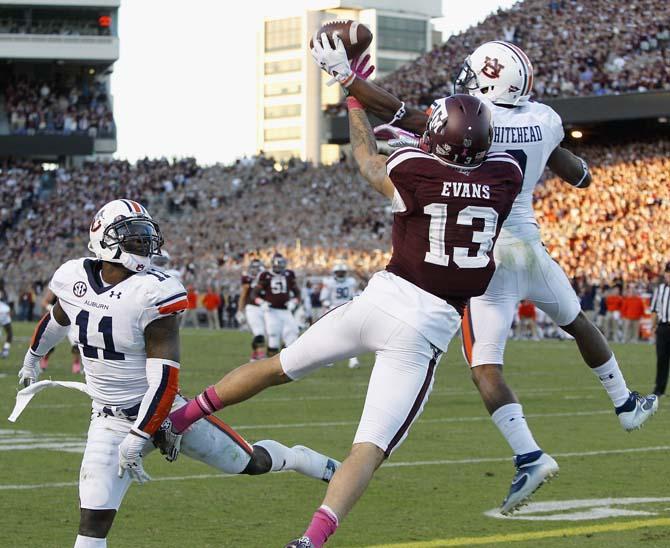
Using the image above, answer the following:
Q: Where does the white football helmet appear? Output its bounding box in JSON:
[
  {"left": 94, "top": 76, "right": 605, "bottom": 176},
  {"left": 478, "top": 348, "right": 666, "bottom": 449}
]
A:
[
  {"left": 88, "top": 199, "right": 163, "bottom": 273},
  {"left": 333, "top": 263, "right": 347, "bottom": 280},
  {"left": 455, "top": 41, "right": 534, "bottom": 106}
]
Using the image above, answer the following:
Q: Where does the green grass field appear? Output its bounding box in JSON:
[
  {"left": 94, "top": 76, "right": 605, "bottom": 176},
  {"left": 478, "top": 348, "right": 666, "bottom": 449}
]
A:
[{"left": 0, "top": 323, "right": 668, "bottom": 547}]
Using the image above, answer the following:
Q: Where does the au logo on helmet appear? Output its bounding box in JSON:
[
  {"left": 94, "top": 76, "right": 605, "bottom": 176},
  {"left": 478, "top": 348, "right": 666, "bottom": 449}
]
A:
[{"left": 482, "top": 56, "right": 505, "bottom": 79}]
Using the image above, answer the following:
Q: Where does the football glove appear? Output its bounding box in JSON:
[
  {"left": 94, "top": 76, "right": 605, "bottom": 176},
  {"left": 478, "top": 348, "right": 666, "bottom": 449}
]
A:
[
  {"left": 18, "top": 351, "right": 41, "bottom": 387},
  {"left": 118, "top": 429, "right": 151, "bottom": 484},
  {"left": 153, "top": 417, "right": 182, "bottom": 463},
  {"left": 310, "top": 33, "right": 355, "bottom": 87},
  {"left": 235, "top": 311, "right": 246, "bottom": 326},
  {"left": 350, "top": 54, "right": 375, "bottom": 81},
  {"left": 373, "top": 124, "right": 421, "bottom": 148}
]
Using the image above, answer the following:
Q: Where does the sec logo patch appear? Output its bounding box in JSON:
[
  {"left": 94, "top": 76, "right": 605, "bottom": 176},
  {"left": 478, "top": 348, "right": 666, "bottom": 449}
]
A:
[{"left": 73, "top": 281, "right": 87, "bottom": 297}]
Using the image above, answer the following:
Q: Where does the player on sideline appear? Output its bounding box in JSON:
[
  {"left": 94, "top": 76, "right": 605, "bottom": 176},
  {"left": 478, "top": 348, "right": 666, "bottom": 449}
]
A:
[
  {"left": 320, "top": 263, "right": 360, "bottom": 368},
  {"left": 252, "top": 253, "right": 301, "bottom": 356},
  {"left": 237, "top": 258, "right": 267, "bottom": 360},
  {"left": 0, "top": 297, "right": 12, "bottom": 358},
  {"left": 313, "top": 38, "right": 659, "bottom": 513},
  {"left": 162, "top": 93, "right": 523, "bottom": 547},
  {"left": 16, "top": 199, "right": 339, "bottom": 548}
]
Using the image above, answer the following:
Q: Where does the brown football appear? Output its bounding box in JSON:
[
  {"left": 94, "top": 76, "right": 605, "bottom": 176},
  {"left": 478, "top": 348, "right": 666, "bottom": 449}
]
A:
[{"left": 309, "top": 19, "right": 373, "bottom": 60}]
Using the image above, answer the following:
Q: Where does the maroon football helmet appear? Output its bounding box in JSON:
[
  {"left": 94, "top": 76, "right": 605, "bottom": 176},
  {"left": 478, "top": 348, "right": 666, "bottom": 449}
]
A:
[{"left": 420, "top": 94, "right": 494, "bottom": 168}]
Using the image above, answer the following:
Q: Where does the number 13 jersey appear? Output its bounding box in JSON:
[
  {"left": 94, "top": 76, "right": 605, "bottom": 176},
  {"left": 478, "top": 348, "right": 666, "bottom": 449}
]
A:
[
  {"left": 385, "top": 147, "right": 523, "bottom": 314},
  {"left": 49, "top": 258, "right": 188, "bottom": 407}
]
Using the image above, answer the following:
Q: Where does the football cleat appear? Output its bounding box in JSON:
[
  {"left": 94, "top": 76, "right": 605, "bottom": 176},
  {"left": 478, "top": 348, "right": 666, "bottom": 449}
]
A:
[
  {"left": 616, "top": 391, "right": 658, "bottom": 431},
  {"left": 500, "top": 451, "right": 559, "bottom": 515},
  {"left": 348, "top": 357, "right": 360, "bottom": 369},
  {"left": 153, "top": 418, "right": 182, "bottom": 462},
  {"left": 285, "top": 537, "right": 314, "bottom": 548},
  {"left": 0, "top": 349, "right": 8, "bottom": 359}
]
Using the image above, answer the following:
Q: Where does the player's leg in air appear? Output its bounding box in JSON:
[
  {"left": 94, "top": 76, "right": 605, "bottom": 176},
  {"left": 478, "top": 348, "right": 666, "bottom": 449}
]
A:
[
  {"left": 154, "top": 394, "right": 338, "bottom": 481},
  {"left": 164, "top": 297, "right": 451, "bottom": 548},
  {"left": 465, "top": 235, "right": 658, "bottom": 515}
]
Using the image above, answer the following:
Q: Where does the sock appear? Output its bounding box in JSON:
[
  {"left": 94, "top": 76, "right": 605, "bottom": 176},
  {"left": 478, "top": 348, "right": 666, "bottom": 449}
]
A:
[
  {"left": 253, "top": 439, "right": 297, "bottom": 472},
  {"left": 592, "top": 355, "right": 629, "bottom": 407},
  {"left": 169, "top": 385, "right": 223, "bottom": 432},
  {"left": 304, "top": 505, "right": 339, "bottom": 548},
  {"left": 491, "top": 403, "right": 541, "bottom": 456},
  {"left": 74, "top": 535, "right": 107, "bottom": 547}
]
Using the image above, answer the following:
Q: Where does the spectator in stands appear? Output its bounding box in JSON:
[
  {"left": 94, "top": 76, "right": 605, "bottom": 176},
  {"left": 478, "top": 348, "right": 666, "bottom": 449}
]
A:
[{"left": 621, "top": 286, "right": 645, "bottom": 343}]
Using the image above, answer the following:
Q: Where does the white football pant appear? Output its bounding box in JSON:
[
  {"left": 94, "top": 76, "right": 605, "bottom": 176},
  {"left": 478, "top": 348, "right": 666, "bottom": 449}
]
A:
[
  {"left": 264, "top": 308, "right": 299, "bottom": 349},
  {"left": 244, "top": 304, "right": 266, "bottom": 337},
  {"left": 280, "top": 298, "right": 450, "bottom": 456},
  {"left": 464, "top": 225, "right": 581, "bottom": 367},
  {"left": 79, "top": 395, "right": 252, "bottom": 511}
]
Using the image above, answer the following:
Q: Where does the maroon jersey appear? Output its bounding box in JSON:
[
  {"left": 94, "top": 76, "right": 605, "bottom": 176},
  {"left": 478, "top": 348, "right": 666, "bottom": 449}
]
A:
[
  {"left": 240, "top": 273, "right": 260, "bottom": 307},
  {"left": 257, "top": 269, "right": 298, "bottom": 309},
  {"left": 385, "top": 148, "right": 522, "bottom": 313}
]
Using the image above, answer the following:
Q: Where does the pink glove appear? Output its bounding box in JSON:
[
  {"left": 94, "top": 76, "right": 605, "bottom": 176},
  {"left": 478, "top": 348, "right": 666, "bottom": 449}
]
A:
[{"left": 350, "top": 54, "right": 375, "bottom": 81}]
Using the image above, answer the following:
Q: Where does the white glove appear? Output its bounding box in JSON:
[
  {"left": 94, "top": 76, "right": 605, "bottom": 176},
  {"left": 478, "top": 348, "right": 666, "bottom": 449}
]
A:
[
  {"left": 235, "top": 311, "right": 246, "bottom": 325},
  {"left": 118, "top": 430, "right": 151, "bottom": 484},
  {"left": 311, "top": 33, "right": 354, "bottom": 87},
  {"left": 256, "top": 299, "right": 270, "bottom": 312},
  {"left": 373, "top": 124, "right": 421, "bottom": 148},
  {"left": 18, "top": 351, "right": 41, "bottom": 387}
]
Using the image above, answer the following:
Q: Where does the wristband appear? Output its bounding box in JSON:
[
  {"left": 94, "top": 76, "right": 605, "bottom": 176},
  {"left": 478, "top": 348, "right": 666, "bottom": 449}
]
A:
[
  {"left": 346, "top": 96, "right": 364, "bottom": 111},
  {"left": 389, "top": 102, "right": 406, "bottom": 126}
]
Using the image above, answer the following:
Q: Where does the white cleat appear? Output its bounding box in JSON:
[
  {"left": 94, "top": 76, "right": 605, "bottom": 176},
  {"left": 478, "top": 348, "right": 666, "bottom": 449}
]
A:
[
  {"left": 616, "top": 391, "right": 659, "bottom": 431},
  {"left": 500, "top": 451, "right": 559, "bottom": 515},
  {"left": 348, "top": 357, "right": 360, "bottom": 369}
]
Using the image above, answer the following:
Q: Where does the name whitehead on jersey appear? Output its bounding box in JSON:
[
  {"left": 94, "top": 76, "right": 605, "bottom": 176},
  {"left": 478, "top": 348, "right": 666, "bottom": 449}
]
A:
[{"left": 493, "top": 125, "right": 543, "bottom": 144}]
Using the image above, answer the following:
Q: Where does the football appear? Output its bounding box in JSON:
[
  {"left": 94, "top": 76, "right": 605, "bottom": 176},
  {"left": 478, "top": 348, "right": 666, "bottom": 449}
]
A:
[{"left": 309, "top": 19, "right": 373, "bottom": 60}]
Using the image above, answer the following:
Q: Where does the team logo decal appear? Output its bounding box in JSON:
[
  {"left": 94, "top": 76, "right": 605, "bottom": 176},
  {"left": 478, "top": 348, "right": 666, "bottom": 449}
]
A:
[
  {"left": 428, "top": 100, "right": 449, "bottom": 133},
  {"left": 90, "top": 219, "right": 102, "bottom": 232},
  {"left": 109, "top": 291, "right": 122, "bottom": 299},
  {"left": 482, "top": 56, "right": 504, "bottom": 79},
  {"left": 73, "top": 281, "right": 87, "bottom": 297},
  {"left": 485, "top": 497, "right": 670, "bottom": 521},
  {"left": 435, "top": 143, "right": 452, "bottom": 156}
]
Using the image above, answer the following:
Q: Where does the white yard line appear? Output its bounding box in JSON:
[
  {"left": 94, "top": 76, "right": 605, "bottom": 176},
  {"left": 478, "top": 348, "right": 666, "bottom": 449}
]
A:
[{"left": 2, "top": 445, "right": 668, "bottom": 491}]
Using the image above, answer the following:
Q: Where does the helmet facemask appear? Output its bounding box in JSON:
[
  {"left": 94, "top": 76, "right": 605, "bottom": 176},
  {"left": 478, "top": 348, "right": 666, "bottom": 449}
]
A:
[{"left": 101, "top": 216, "right": 163, "bottom": 272}]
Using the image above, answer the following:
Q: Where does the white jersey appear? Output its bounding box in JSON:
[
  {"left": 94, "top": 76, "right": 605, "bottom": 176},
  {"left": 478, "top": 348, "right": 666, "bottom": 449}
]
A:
[
  {"left": 320, "top": 276, "right": 358, "bottom": 310},
  {"left": 0, "top": 300, "right": 11, "bottom": 326},
  {"left": 50, "top": 258, "right": 187, "bottom": 407},
  {"left": 486, "top": 99, "right": 564, "bottom": 231}
]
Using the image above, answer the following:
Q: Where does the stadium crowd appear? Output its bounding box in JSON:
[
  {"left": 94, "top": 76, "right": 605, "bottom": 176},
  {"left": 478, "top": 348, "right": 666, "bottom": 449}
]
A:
[
  {"left": 362, "top": 0, "right": 670, "bottom": 109},
  {"left": 4, "top": 77, "right": 115, "bottom": 136},
  {"left": 1, "top": 140, "right": 669, "bottom": 310}
]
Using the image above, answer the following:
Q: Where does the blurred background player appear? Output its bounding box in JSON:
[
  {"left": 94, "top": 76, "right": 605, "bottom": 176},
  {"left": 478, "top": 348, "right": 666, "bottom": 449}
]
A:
[
  {"left": 252, "top": 253, "right": 300, "bottom": 356},
  {"left": 0, "top": 297, "right": 12, "bottom": 358},
  {"left": 320, "top": 262, "right": 360, "bottom": 368},
  {"left": 238, "top": 259, "right": 267, "bottom": 360},
  {"left": 17, "top": 199, "right": 338, "bottom": 548},
  {"left": 516, "top": 300, "right": 540, "bottom": 340},
  {"left": 604, "top": 285, "right": 624, "bottom": 342},
  {"left": 332, "top": 39, "right": 658, "bottom": 514}
]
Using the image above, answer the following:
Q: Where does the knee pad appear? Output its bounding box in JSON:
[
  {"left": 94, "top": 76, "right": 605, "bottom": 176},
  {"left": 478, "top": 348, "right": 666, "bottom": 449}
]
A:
[
  {"left": 241, "top": 445, "right": 272, "bottom": 475},
  {"left": 252, "top": 335, "right": 265, "bottom": 349}
]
